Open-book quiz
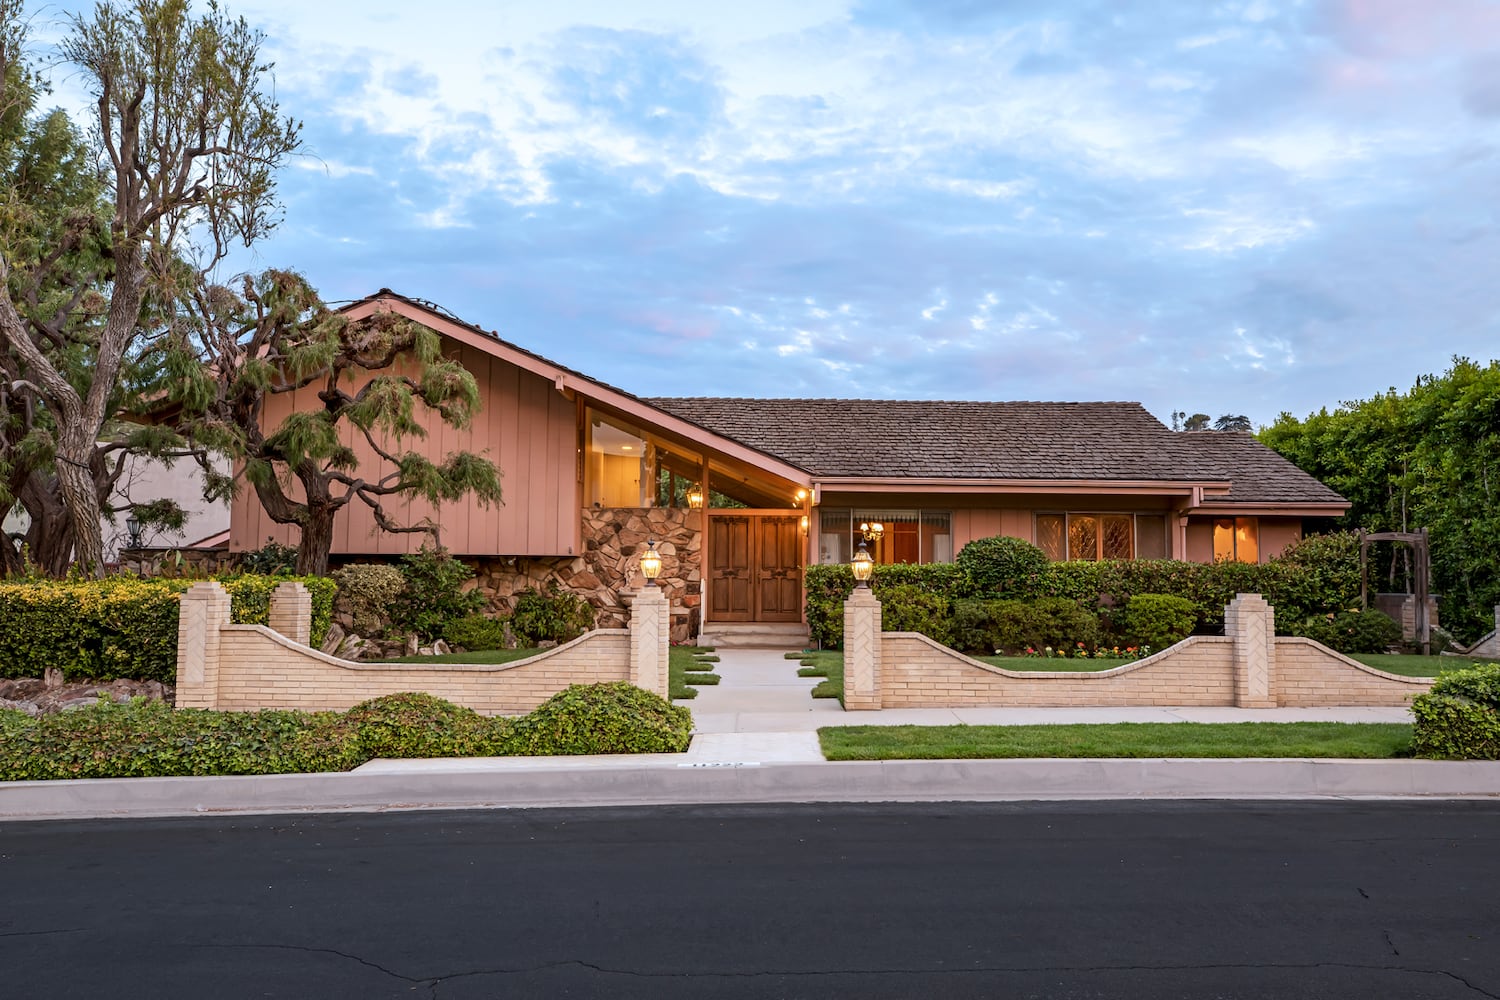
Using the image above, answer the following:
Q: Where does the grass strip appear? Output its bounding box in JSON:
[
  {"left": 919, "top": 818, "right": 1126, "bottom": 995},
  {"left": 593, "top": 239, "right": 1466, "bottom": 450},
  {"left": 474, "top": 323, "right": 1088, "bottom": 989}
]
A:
[
  {"left": 975, "top": 655, "right": 1138, "bottom": 673},
  {"left": 382, "top": 647, "right": 543, "bottom": 665},
  {"left": 669, "top": 646, "right": 718, "bottom": 700},
  {"left": 818, "top": 722, "right": 1414, "bottom": 761},
  {"left": 684, "top": 673, "right": 721, "bottom": 686},
  {"left": 693, "top": 654, "right": 721, "bottom": 663}
]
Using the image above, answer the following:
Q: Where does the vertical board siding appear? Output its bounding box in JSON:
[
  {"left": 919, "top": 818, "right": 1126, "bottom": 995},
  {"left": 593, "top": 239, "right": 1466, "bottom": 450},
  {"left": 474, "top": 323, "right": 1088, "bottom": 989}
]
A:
[{"left": 230, "top": 347, "right": 578, "bottom": 557}]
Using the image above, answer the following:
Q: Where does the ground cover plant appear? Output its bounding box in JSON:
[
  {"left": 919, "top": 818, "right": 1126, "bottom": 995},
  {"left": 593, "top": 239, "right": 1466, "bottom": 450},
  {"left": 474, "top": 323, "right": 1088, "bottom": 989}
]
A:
[
  {"left": 0, "top": 683, "right": 692, "bottom": 780},
  {"left": 818, "top": 722, "right": 1415, "bottom": 761}
]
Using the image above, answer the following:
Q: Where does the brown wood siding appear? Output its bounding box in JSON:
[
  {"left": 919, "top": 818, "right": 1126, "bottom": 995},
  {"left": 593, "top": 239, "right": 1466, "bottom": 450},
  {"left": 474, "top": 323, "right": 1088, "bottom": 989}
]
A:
[{"left": 230, "top": 342, "right": 579, "bottom": 557}]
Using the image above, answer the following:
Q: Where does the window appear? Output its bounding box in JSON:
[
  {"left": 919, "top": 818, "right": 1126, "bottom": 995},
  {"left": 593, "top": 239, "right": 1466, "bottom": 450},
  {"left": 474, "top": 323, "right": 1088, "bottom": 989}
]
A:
[
  {"left": 1036, "top": 512, "right": 1169, "bottom": 561},
  {"left": 817, "top": 509, "right": 953, "bottom": 565},
  {"left": 1213, "top": 517, "right": 1259, "bottom": 564}
]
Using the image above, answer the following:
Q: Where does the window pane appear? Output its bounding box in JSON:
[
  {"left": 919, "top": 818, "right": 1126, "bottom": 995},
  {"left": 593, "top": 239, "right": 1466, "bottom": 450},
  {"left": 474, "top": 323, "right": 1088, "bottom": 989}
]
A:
[
  {"left": 1235, "top": 517, "right": 1259, "bottom": 564},
  {"left": 923, "top": 511, "right": 953, "bottom": 564},
  {"left": 1068, "top": 515, "right": 1099, "bottom": 562},
  {"left": 1136, "top": 515, "right": 1167, "bottom": 559},
  {"left": 587, "top": 410, "right": 648, "bottom": 507},
  {"left": 1213, "top": 519, "right": 1235, "bottom": 562},
  {"left": 855, "top": 509, "right": 918, "bottom": 565},
  {"left": 818, "top": 509, "right": 849, "bottom": 565},
  {"left": 1102, "top": 515, "right": 1133, "bottom": 560},
  {"left": 1036, "top": 514, "right": 1064, "bottom": 561}
]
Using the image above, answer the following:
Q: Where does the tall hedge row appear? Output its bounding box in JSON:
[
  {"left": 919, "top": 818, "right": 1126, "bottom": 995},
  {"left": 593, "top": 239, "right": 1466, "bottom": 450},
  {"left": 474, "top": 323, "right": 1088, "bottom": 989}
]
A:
[
  {"left": 805, "top": 532, "right": 1362, "bottom": 649},
  {"left": 0, "top": 575, "right": 336, "bottom": 683}
]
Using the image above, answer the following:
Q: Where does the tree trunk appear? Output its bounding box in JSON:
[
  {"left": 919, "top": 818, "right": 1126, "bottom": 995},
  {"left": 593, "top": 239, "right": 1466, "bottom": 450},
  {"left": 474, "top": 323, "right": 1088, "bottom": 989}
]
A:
[
  {"left": 19, "top": 472, "right": 76, "bottom": 576},
  {"left": 297, "top": 507, "right": 334, "bottom": 577},
  {"left": 55, "top": 432, "right": 105, "bottom": 576}
]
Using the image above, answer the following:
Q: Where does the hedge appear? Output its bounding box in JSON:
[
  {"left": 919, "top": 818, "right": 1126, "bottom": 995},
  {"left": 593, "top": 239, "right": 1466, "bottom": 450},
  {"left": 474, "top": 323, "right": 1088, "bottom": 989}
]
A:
[
  {"left": 0, "top": 574, "right": 336, "bottom": 683},
  {"left": 1410, "top": 663, "right": 1500, "bottom": 760},
  {"left": 805, "top": 531, "right": 1363, "bottom": 649},
  {"left": 0, "top": 682, "right": 693, "bottom": 780}
]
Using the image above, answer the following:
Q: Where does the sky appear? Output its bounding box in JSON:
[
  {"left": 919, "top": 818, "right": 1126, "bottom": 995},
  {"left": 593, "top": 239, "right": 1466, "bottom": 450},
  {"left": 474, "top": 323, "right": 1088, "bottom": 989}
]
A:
[{"left": 28, "top": 0, "right": 1500, "bottom": 428}]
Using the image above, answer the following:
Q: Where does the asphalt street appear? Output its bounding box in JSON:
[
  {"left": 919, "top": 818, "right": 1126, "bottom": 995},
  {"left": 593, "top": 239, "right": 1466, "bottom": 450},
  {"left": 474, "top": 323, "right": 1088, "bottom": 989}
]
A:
[{"left": 3, "top": 801, "right": 1497, "bottom": 999}]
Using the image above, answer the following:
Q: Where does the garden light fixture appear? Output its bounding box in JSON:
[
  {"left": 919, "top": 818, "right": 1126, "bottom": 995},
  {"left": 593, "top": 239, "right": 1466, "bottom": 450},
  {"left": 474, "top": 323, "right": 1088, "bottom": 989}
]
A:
[
  {"left": 125, "top": 516, "right": 141, "bottom": 549},
  {"left": 640, "top": 539, "right": 662, "bottom": 585},
  {"left": 851, "top": 540, "right": 873, "bottom": 587}
]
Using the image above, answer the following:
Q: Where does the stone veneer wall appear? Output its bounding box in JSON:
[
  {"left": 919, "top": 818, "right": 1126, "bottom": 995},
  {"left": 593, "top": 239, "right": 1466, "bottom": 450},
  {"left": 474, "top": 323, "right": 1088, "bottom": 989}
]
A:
[
  {"left": 468, "top": 507, "right": 702, "bottom": 644},
  {"left": 845, "top": 593, "right": 1433, "bottom": 710}
]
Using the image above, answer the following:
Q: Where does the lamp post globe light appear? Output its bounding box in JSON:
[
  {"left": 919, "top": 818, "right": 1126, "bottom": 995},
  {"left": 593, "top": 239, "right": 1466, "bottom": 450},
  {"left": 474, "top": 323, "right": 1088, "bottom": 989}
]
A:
[
  {"left": 851, "top": 540, "right": 874, "bottom": 588},
  {"left": 640, "top": 539, "right": 663, "bottom": 586}
]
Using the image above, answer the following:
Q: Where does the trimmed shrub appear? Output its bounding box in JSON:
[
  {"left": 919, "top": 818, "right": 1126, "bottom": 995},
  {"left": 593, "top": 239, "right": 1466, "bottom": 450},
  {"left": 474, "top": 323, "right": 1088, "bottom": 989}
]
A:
[
  {"left": 441, "top": 614, "right": 511, "bottom": 652},
  {"left": 1411, "top": 664, "right": 1500, "bottom": 760},
  {"left": 222, "top": 575, "right": 337, "bottom": 650},
  {"left": 332, "top": 563, "right": 407, "bottom": 637},
  {"left": 509, "top": 584, "right": 596, "bottom": 645},
  {"left": 391, "top": 548, "right": 486, "bottom": 640},
  {"left": 343, "top": 692, "right": 498, "bottom": 759},
  {"left": 0, "top": 574, "right": 334, "bottom": 683},
  {"left": 500, "top": 682, "right": 692, "bottom": 755},
  {"left": 951, "top": 597, "right": 1099, "bottom": 654},
  {"left": 878, "top": 583, "right": 953, "bottom": 646},
  {"left": 1291, "top": 609, "right": 1403, "bottom": 654},
  {"left": 956, "top": 535, "right": 1049, "bottom": 597},
  {"left": 1121, "top": 594, "right": 1197, "bottom": 649},
  {"left": 803, "top": 562, "right": 966, "bottom": 648}
]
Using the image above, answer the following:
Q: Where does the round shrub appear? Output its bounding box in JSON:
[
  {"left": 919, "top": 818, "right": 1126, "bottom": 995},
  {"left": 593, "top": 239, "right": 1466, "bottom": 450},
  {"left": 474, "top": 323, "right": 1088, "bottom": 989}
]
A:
[
  {"left": 343, "top": 692, "right": 495, "bottom": 759},
  {"left": 1293, "top": 609, "right": 1403, "bottom": 654},
  {"left": 956, "top": 535, "right": 1049, "bottom": 597},
  {"left": 509, "top": 584, "right": 596, "bottom": 645},
  {"left": 500, "top": 682, "right": 692, "bottom": 755},
  {"left": 332, "top": 563, "right": 408, "bottom": 637},
  {"left": 876, "top": 583, "right": 953, "bottom": 646},
  {"left": 392, "top": 548, "right": 486, "bottom": 640},
  {"left": 442, "top": 614, "right": 511, "bottom": 652},
  {"left": 1121, "top": 593, "right": 1197, "bottom": 649}
]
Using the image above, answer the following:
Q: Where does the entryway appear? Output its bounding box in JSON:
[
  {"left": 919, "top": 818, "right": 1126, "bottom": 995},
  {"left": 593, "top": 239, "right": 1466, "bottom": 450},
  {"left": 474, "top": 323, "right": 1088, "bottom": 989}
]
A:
[{"left": 703, "top": 512, "right": 807, "bottom": 646}]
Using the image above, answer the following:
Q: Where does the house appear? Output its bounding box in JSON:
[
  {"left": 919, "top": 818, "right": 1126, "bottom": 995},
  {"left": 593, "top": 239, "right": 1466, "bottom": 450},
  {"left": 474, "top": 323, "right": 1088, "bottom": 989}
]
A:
[{"left": 230, "top": 290, "right": 1349, "bottom": 643}]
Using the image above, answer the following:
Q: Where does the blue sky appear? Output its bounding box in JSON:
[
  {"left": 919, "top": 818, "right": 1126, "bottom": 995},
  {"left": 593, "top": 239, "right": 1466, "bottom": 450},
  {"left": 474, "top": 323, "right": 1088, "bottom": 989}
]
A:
[{"left": 33, "top": 0, "right": 1500, "bottom": 427}]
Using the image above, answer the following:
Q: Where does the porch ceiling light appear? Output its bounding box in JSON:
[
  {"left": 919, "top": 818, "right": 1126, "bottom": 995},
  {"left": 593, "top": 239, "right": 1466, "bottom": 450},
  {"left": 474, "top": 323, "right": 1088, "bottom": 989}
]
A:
[
  {"left": 641, "top": 539, "right": 663, "bottom": 585},
  {"left": 687, "top": 485, "right": 704, "bottom": 509},
  {"left": 851, "top": 540, "right": 874, "bottom": 587},
  {"left": 860, "top": 521, "right": 884, "bottom": 543}
]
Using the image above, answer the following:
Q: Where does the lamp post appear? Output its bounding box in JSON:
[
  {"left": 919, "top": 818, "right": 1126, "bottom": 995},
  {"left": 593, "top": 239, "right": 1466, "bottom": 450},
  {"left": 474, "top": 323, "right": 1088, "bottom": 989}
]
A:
[
  {"left": 640, "top": 538, "right": 662, "bottom": 586},
  {"left": 851, "top": 540, "right": 873, "bottom": 588}
]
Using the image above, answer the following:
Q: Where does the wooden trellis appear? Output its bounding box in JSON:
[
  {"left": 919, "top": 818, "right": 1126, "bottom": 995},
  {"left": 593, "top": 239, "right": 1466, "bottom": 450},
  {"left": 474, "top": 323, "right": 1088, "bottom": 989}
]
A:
[{"left": 1359, "top": 528, "right": 1432, "bottom": 655}]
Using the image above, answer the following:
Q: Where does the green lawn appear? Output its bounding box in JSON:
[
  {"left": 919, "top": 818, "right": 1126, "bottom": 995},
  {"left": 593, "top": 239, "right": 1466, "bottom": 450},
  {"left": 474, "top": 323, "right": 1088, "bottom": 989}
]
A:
[
  {"left": 1347, "top": 653, "right": 1496, "bottom": 677},
  {"left": 790, "top": 650, "right": 844, "bottom": 699},
  {"left": 670, "top": 646, "right": 716, "bottom": 700},
  {"left": 819, "top": 722, "right": 1415, "bottom": 761}
]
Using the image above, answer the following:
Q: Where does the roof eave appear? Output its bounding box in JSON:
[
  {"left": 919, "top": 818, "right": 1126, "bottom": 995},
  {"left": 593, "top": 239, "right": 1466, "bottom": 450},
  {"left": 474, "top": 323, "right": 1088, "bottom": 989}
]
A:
[
  {"left": 344, "top": 293, "right": 813, "bottom": 488},
  {"left": 812, "top": 477, "right": 1234, "bottom": 496}
]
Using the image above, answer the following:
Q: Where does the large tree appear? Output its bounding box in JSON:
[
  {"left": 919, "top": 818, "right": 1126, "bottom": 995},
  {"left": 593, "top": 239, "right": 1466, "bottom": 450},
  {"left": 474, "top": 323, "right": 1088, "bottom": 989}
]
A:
[
  {"left": 168, "top": 271, "right": 504, "bottom": 576},
  {"left": 1259, "top": 358, "right": 1500, "bottom": 641},
  {"left": 0, "top": 0, "right": 300, "bottom": 574}
]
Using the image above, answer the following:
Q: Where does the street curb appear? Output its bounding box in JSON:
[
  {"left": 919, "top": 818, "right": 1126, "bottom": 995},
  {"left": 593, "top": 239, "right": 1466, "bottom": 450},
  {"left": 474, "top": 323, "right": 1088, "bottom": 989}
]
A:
[{"left": 2, "top": 757, "right": 1498, "bottom": 821}]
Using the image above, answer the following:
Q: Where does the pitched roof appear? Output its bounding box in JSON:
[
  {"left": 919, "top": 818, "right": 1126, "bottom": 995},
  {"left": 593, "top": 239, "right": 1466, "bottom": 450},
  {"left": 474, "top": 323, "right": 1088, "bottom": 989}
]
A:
[
  {"left": 646, "top": 397, "right": 1346, "bottom": 504},
  {"left": 1177, "top": 431, "right": 1347, "bottom": 504}
]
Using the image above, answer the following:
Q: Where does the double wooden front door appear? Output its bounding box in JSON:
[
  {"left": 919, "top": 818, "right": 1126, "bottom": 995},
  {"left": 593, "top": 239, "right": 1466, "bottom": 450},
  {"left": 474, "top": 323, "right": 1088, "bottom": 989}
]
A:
[{"left": 708, "top": 514, "right": 803, "bottom": 623}]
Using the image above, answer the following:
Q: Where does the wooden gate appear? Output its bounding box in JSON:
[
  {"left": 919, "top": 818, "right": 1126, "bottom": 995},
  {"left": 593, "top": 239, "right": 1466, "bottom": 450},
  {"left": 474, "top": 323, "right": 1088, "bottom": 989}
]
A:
[{"left": 708, "top": 513, "right": 803, "bottom": 623}]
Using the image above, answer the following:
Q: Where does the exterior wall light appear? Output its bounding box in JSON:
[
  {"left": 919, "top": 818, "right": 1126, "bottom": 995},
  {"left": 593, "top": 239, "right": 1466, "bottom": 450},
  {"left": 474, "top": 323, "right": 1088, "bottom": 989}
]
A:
[
  {"left": 800, "top": 514, "right": 810, "bottom": 532},
  {"left": 794, "top": 488, "right": 808, "bottom": 502},
  {"left": 851, "top": 540, "right": 874, "bottom": 587},
  {"left": 860, "top": 521, "right": 884, "bottom": 543},
  {"left": 640, "top": 539, "right": 663, "bottom": 585},
  {"left": 687, "top": 486, "right": 704, "bottom": 509}
]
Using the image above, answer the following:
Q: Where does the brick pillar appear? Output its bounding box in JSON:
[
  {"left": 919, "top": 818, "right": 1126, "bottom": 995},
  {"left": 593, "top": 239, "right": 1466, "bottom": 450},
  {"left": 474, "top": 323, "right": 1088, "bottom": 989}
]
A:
[
  {"left": 629, "top": 585, "right": 670, "bottom": 699},
  {"left": 176, "top": 582, "right": 231, "bottom": 709},
  {"left": 1226, "top": 593, "right": 1276, "bottom": 708},
  {"left": 842, "top": 587, "right": 883, "bottom": 710},
  {"left": 268, "top": 581, "right": 312, "bottom": 646}
]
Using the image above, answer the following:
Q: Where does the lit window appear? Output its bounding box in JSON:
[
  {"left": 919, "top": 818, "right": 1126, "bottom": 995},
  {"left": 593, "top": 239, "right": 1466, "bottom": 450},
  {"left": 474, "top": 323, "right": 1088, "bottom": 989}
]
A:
[
  {"left": 1213, "top": 517, "right": 1259, "bottom": 563},
  {"left": 1036, "top": 513, "right": 1166, "bottom": 561}
]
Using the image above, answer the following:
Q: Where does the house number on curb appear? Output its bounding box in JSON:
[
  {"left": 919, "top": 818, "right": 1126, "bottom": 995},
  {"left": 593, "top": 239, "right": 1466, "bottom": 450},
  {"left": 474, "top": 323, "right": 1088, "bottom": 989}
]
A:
[{"left": 678, "top": 762, "right": 763, "bottom": 768}]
